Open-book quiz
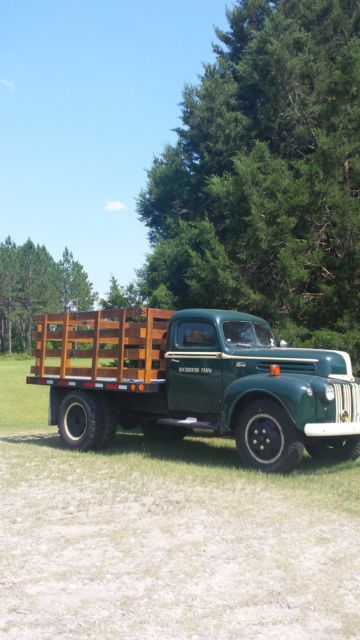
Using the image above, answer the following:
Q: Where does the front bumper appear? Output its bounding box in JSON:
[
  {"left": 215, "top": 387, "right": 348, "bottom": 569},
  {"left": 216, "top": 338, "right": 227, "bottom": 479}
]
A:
[{"left": 304, "top": 422, "right": 360, "bottom": 437}]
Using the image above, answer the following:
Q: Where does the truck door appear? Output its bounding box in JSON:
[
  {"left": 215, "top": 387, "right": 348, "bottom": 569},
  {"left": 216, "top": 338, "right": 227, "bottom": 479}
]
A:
[{"left": 166, "top": 318, "right": 223, "bottom": 418}]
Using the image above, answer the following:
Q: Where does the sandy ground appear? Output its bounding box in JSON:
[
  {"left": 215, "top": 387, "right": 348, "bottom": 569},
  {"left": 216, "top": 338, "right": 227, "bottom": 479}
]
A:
[{"left": 0, "top": 435, "right": 359, "bottom": 640}]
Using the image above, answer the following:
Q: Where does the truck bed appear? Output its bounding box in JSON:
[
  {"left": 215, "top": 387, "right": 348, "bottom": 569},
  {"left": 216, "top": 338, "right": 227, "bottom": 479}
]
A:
[{"left": 26, "top": 307, "right": 173, "bottom": 392}]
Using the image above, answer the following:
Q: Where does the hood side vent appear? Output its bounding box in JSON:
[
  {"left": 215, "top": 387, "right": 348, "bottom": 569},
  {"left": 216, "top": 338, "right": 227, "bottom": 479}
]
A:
[{"left": 256, "top": 361, "right": 316, "bottom": 374}]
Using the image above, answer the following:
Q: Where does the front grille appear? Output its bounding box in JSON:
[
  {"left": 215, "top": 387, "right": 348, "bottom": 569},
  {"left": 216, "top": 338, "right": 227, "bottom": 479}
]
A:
[{"left": 333, "top": 383, "right": 360, "bottom": 422}]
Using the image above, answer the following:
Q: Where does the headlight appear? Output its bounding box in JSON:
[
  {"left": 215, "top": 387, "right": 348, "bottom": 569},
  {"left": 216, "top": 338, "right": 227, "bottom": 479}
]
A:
[{"left": 324, "top": 383, "right": 335, "bottom": 402}]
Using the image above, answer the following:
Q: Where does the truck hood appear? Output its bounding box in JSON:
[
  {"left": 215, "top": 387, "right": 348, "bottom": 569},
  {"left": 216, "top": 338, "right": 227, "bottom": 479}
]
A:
[{"left": 225, "top": 347, "right": 353, "bottom": 381}]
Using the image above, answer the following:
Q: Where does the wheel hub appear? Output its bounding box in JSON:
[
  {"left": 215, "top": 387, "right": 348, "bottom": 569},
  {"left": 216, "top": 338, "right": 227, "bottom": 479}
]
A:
[
  {"left": 245, "top": 414, "right": 284, "bottom": 464},
  {"left": 64, "top": 403, "right": 87, "bottom": 440}
]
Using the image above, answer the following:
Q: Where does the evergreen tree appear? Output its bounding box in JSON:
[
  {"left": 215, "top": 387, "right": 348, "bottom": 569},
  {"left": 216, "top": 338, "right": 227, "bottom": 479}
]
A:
[
  {"left": 0, "top": 238, "right": 95, "bottom": 352},
  {"left": 137, "top": 0, "right": 360, "bottom": 361},
  {"left": 18, "top": 240, "right": 60, "bottom": 350},
  {"left": 100, "top": 276, "right": 142, "bottom": 309},
  {"left": 0, "top": 237, "right": 20, "bottom": 354},
  {"left": 58, "top": 247, "right": 96, "bottom": 312}
]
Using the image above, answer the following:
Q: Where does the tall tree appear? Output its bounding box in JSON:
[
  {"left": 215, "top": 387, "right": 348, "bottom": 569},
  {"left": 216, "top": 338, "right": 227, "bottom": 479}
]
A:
[
  {"left": 0, "top": 238, "right": 96, "bottom": 352},
  {"left": 0, "top": 237, "right": 20, "bottom": 354},
  {"left": 58, "top": 247, "right": 96, "bottom": 312},
  {"left": 100, "top": 276, "right": 142, "bottom": 309},
  {"left": 137, "top": 0, "right": 360, "bottom": 356},
  {"left": 18, "top": 240, "right": 60, "bottom": 350}
]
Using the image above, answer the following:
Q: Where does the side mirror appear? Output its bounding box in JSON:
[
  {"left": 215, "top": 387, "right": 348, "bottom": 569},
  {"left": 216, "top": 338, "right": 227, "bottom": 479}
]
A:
[{"left": 279, "top": 339, "right": 288, "bottom": 348}]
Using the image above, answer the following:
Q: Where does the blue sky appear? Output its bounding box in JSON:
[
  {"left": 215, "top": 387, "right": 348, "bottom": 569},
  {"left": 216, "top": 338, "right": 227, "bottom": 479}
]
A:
[{"left": 0, "top": 0, "right": 231, "bottom": 298}]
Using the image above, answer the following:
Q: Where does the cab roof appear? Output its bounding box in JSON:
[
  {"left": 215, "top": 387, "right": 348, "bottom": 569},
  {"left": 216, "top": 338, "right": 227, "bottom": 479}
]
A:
[{"left": 171, "top": 308, "right": 271, "bottom": 327}]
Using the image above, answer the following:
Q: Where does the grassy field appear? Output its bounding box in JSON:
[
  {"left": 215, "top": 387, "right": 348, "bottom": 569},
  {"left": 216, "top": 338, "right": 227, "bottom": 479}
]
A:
[
  {"left": 0, "top": 354, "right": 359, "bottom": 515},
  {"left": 1, "top": 356, "right": 359, "bottom": 639}
]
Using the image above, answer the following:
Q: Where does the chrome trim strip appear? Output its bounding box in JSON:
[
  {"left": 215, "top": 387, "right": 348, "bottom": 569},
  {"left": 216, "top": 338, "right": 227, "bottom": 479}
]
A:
[
  {"left": 334, "top": 384, "right": 343, "bottom": 422},
  {"left": 220, "top": 354, "right": 319, "bottom": 362},
  {"left": 329, "top": 374, "right": 355, "bottom": 382},
  {"left": 165, "top": 352, "right": 319, "bottom": 363},
  {"left": 165, "top": 352, "right": 222, "bottom": 359}
]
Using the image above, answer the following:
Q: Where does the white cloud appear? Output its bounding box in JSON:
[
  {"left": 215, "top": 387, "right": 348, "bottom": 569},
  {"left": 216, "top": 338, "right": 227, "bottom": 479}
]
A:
[
  {"left": 0, "top": 78, "right": 15, "bottom": 91},
  {"left": 104, "top": 200, "right": 126, "bottom": 212}
]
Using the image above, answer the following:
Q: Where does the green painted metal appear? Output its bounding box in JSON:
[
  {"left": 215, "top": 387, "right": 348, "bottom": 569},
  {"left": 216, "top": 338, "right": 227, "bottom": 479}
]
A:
[{"left": 166, "top": 308, "right": 351, "bottom": 433}]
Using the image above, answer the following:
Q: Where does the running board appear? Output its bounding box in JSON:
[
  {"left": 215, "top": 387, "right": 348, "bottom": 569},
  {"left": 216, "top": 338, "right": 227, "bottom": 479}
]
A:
[{"left": 156, "top": 417, "right": 218, "bottom": 434}]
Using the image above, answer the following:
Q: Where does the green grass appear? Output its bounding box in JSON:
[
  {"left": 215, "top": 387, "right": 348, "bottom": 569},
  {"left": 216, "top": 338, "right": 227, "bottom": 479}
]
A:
[
  {"left": 1, "top": 356, "right": 359, "bottom": 515},
  {"left": 0, "top": 355, "right": 49, "bottom": 430}
]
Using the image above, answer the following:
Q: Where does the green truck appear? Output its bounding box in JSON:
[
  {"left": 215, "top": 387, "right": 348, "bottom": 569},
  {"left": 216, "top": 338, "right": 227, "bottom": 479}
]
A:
[{"left": 27, "top": 307, "right": 360, "bottom": 473}]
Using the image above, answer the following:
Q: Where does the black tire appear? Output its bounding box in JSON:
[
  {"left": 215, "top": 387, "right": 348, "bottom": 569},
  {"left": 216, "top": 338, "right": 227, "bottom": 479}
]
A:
[
  {"left": 58, "top": 391, "right": 104, "bottom": 451},
  {"left": 143, "top": 422, "right": 188, "bottom": 443},
  {"left": 98, "top": 396, "right": 118, "bottom": 449},
  {"left": 305, "top": 436, "right": 360, "bottom": 462},
  {"left": 235, "top": 398, "right": 304, "bottom": 474}
]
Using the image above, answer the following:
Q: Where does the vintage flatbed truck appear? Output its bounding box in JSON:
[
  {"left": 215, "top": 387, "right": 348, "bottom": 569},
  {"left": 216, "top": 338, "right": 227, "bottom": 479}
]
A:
[{"left": 26, "top": 306, "right": 360, "bottom": 473}]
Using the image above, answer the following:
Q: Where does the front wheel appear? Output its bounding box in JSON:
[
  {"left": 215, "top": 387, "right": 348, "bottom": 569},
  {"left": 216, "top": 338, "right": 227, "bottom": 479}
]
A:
[
  {"left": 305, "top": 436, "right": 360, "bottom": 462},
  {"left": 235, "top": 398, "right": 304, "bottom": 474}
]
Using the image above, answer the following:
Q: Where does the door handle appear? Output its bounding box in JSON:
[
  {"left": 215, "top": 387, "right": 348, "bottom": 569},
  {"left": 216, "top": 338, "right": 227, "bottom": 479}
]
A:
[{"left": 171, "top": 359, "right": 180, "bottom": 363}]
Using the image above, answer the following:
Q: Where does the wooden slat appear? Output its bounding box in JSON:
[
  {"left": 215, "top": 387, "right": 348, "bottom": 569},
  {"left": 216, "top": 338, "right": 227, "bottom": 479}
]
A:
[
  {"left": 65, "top": 319, "right": 121, "bottom": 330},
  {"left": 91, "top": 310, "right": 101, "bottom": 379},
  {"left": 69, "top": 311, "right": 98, "bottom": 321},
  {"left": 43, "top": 327, "right": 164, "bottom": 344},
  {"left": 102, "top": 306, "right": 147, "bottom": 319},
  {"left": 35, "top": 348, "right": 119, "bottom": 359},
  {"left": 150, "top": 309, "right": 174, "bottom": 320},
  {"left": 126, "top": 327, "right": 165, "bottom": 340},
  {"left": 123, "top": 337, "right": 146, "bottom": 346},
  {"left": 145, "top": 308, "right": 154, "bottom": 383},
  {"left": 60, "top": 313, "right": 70, "bottom": 378},
  {"left": 30, "top": 365, "right": 166, "bottom": 380},
  {"left": 38, "top": 314, "right": 48, "bottom": 377},
  {"left": 124, "top": 348, "right": 160, "bottom": 360},
  {"left": 117, "top": 309, "right": 126, "bottom": 382}
]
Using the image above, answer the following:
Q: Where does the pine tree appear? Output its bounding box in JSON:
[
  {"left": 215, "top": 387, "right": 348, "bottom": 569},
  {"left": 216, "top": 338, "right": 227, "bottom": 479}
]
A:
[{"left": 58, "top": 247, "right": 96, "bottom": 312}]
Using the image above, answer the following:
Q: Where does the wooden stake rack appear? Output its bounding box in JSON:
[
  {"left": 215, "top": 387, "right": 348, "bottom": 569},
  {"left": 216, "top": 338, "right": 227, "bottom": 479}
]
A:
[{"left": 31, "top": 307, "right": 173, "bottom": 384}]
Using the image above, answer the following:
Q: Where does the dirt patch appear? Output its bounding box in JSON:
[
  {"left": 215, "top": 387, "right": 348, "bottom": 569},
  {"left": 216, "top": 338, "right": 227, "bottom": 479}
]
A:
[{"left": 0, "top": 436, "right": 359, "bottom": 639}]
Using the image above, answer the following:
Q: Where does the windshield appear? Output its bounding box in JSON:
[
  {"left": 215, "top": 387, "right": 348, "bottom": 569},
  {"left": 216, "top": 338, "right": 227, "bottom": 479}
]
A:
[{"left": 222, "top": 321, "right": 275, "bottom": 348}]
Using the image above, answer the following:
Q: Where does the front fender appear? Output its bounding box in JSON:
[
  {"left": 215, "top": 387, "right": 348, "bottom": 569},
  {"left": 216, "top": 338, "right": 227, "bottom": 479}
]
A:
[{"left": 222, "top": 373, "right": 324, "bottom": 434}]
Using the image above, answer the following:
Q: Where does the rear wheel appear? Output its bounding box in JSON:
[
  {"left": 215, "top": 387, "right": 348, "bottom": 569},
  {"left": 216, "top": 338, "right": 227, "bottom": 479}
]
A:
[
  {"left": 98, "top": 396, "right": 118, "bottom": 449},
  {"left": 235, "top": 398, "right": 304, "bottom": 473},
  {"left": 305, "top": 436, "right": 360, "bottom": 462},
  {"left": 58, "top": 391, "right": 104, "bottom": 451}
]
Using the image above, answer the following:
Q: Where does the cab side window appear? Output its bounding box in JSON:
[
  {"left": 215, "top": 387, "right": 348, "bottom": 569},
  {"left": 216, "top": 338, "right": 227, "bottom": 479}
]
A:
[{"left": 177, "top": 321, "right": 218, "bottom": 349}]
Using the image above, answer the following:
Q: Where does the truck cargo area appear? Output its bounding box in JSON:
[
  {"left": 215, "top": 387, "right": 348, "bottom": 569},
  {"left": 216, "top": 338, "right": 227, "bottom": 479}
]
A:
[{"left": 26, "top": 306, "right": 172, "bottom": 393}]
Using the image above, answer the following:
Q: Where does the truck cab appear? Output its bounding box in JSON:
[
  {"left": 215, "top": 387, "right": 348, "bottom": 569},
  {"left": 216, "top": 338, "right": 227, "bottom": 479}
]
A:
[{"left": 162, "top": 309, "right": 360, "bottom": 472}]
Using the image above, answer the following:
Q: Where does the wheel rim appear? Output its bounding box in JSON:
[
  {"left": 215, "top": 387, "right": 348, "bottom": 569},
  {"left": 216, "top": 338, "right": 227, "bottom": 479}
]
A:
[
  {"left": 64, "top": 402, "right": 87, "bottom": 441},
  {"left": 244, "top": 413, "right": 285, "bottom": 464}
]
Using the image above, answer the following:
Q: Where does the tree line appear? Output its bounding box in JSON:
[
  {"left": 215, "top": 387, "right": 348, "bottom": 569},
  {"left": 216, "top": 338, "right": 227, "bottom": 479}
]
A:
[
  {"left": 135, "top": 0, "right": 360, "bottom": 366},
  {"left": 0, "top": 237, "right": 95, "bottom": 353}
]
